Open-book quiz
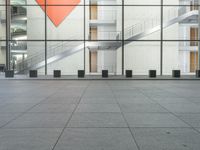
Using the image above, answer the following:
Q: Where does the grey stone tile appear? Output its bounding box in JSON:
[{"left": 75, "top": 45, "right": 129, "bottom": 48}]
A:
[
  {"left": 152, "top": 98, "right": 192, "bottom": 104},
  {"left": 132, "top": 128, "right": 200, "bottom": 150},
  {"left": 29, "top": 104, "right": 76, "bottom": 113},
  {"left": 68, "top": 113, "right": 127, "bottom": 127},
  {"left": 0, "top": 102, "right": 7, "bottom": 108},
  {"left": 116, "top": 97, "right": 154, "bottom": 104},
  {"left": 80, "top": 97, "right": 116, "bottom": 104},
  {"left": 0, "top": 113, "right": 21, "bottom": 127},
  {"left": 53, "top": 92, "right": 83, "bottom": 98},
  {"left": 187, "top": 98, "right": 200, "bottom": 104},
  {"left": 83, "top": 94, "right": 114, "bottom": 98},
  {"left": 119, "top": 103, "right": 168, "bottom": 113},
  {"left": 114, "top": 93, "right": 147, "bottom": 98},
  {"left": 4, "top": 113, "right": 71, "bottom": 128},
  {"left": 75, "top": 104, "right": 121, "bottom": 113},
  {"left": 0, "top": 128, "right": 62, "bottom": 150},
  {"left": 196, "top": 128, "right": 200, "bottom": 132},
  {"left": 54, "top": 128, "right": 139, "bottom": 150},
  {"left": 42, "top": 97, "right": 80, "bottom": 104},
  {"left": 0, "top": 97, "right": 45, "bottom": 104},
  {"left": 124, "top": 113, "right": 189, "bottom": 127},
  {"left": 146, "top": 93, "right": 179, "bottom": 98},
  {"left": 160, "top": 103, "right": 200, "bottom": 113},
  {"left": 0, "top": 103, "right": 36, "bottom": 113},
  {"left": 176, "top": 113, "right": 200, "bottom": 128}
]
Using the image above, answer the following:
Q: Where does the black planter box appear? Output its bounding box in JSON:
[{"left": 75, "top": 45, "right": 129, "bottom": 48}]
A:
[
  {"left": 29, "top": 70, "right": 38, "bottom": 78},
  {"left": 126, "top": 70, "right": 132, "bottom": 78},
  {"left": 5, "top": 70, "right": 14, "bottom": 78},
  {"left": 78, "top": 70, "right": 85, "bottom": 78},
  {"left": 0, "top": 64, "right": 5, "bottom": 72},
  {"left": 149, "top": 70, "right": 156, "bottom": 78},
  {"left": 196, "top": 70, "right": 200, "bottom": 78},
  {"left": 54, "top": 70, "right": 61, "bottom": 78},
  {"left": 172, "top": 70, "right": 181, "bottom": 78},
  {"left": 102, "top": 70, "right": 108, "bottom": 78}
]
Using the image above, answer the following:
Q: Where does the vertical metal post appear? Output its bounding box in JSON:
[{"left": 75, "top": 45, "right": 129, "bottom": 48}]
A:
[
  {"left": 5, "top": 0, "right": 11, "bottom": 70},
  {"left": 45, "top": 0, "right": 47, "bottom": 75},
  {"left": 160, "top": 0, "right": 163, "bottom": 75},
  {"left": 198, "top": 0, "right": 200, "bottom": 69},
  {"left": 84, "top": 0, "right": 86, "bottom": 71},
  {"left": 122, "top": 0, "right": 124, "bottom": 75}
]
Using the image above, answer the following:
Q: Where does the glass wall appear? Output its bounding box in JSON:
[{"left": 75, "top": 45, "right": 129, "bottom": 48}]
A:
[
  {"left": 0, "top": 0, "right": 200, "bottom": 75},
  {"left": 0, "top": 2, "right": 6, "bottom": 71}
]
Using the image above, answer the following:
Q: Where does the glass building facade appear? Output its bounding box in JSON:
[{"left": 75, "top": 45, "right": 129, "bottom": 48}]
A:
[{"left": 0, "top": 0, "right": 200, "bottom": 75}]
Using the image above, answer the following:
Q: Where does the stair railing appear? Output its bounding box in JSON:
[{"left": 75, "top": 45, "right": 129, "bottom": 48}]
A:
[
  {"left": 16, "top": 39, "right": 82, "bottom": 73},
  {"left": 117, "top": 6, "right": 192, "bottom": 40}
]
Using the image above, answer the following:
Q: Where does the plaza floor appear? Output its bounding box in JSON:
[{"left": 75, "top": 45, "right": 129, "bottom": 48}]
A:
[{"left": 0, "top": 80, "right": 200, "bottom": 150}]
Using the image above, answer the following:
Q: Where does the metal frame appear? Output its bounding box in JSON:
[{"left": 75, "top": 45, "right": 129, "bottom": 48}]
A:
[
  {"left": 122, "top": 0, "right": 124, "bottom": 75},
  {"left": 5, "top": 0, "right": 11, "bottom": 70},
  {"left": 161, "top": 0, "right": 163, "bottom": 75},
  {"left": 2, "top": 1, "right": 200, "bottom": 74},
  {"left": 198, "top": 0, "right": 200, "bottom": 69},
  {"left": 45, "top": 0, "right": 47, "bottom": 75}
]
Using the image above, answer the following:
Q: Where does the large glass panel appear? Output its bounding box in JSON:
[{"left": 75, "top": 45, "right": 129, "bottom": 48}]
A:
[
  {"left": 26, "top": 6, "right": 45, "bottom": 40},
  {"left": 163, "top": 41, "right": 198, "bottom": 75},
  {"left": 10, "top": 5, "right": 45, "bottom": 40},
  {"left": 163, "top": 6, "right": 199, "bottom": 41},
  {"left": 47, "top": 4, "right": 84, "bottom": 40},
  {"left": 124, "top": 6, "right": 161, "bottom": 41},
  {"left": 11, "top": 5, "right": 27, "bottom": 41},
  {"left": 87, "top": 5, "right": 121, "bottom": 41},
  {"left": 0, "top": 6, "right": 6, "bottom": 40},
  {"left": 0, "top": 5, "right": 6, "bottom": 69},
  {"left": 85, "top": 41, "right": 121, "bottom": 75},
  {"left": 0, "top": 0, "right": 5, "bottom": 5},
  {"left": 124, "top": 41, "right": 160, "bottom": 75},
  {"left": 47, "top": 41, "right": 84, "bottom": 75},
  {"left": 14, "top": 41, "right": 45, "bottom": 75}
]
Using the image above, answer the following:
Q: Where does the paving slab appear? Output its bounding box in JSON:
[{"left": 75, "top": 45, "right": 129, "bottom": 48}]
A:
[
  {"left": 0, "top": 128, "right": 62, "bottom": 150},
  {"left": 119, "top": 103, "right": 168, "bottom": 113},
  {"left": 28, "top": 103, "right": 76, "bottom": 113},
  {"left": 176, "top": 113, "right": 200, "bottom": 128},
  {"left": 4, "top": 113, "right": 71, "bottom": 128},
  {"left": 68, "top": 112, "right": 127, "bottom": 127},
  {"left": 124, "top": 113, "right": 189, "bottom": 127},
  {"left": 54, "top": 128, "right": 139, "bottom": 150},
  {"left": 131, "top": 128, "right": 200, "bottom": 150},
  {"left": 75, "top": 104, "right": 121, "bottom": 113}
]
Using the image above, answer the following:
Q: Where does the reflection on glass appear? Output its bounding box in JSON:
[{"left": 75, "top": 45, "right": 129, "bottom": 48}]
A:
[
  {"left": 47, "top": 41, "right": 84, "bottom": 75},
  {"left": 125, "top": 42, "right": 160, "bottom": 75},
  {"left": 14, "top": 41, "right": 45, "bottom": 75},
  {"left": 124, "top": 6, "right": 161, "bottom": 41}
]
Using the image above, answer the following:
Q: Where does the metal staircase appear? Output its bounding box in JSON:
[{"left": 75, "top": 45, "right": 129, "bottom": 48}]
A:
[{"left": 16, "top": 8, "right": 199, "bottom": 73}]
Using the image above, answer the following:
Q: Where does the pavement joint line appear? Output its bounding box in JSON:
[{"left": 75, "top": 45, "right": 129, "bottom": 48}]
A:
[
  {"left": 107, "top": 82, "right": 141, "bottom": 150},
  {"left": 51, "top": 81, "right": 91, "bottom": 150},
  {"left": 139, "top": 89, "right": 200, "bottom": 135},
  {"left": 0, "top": 84, "right": 69, "bottom": 129}
]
